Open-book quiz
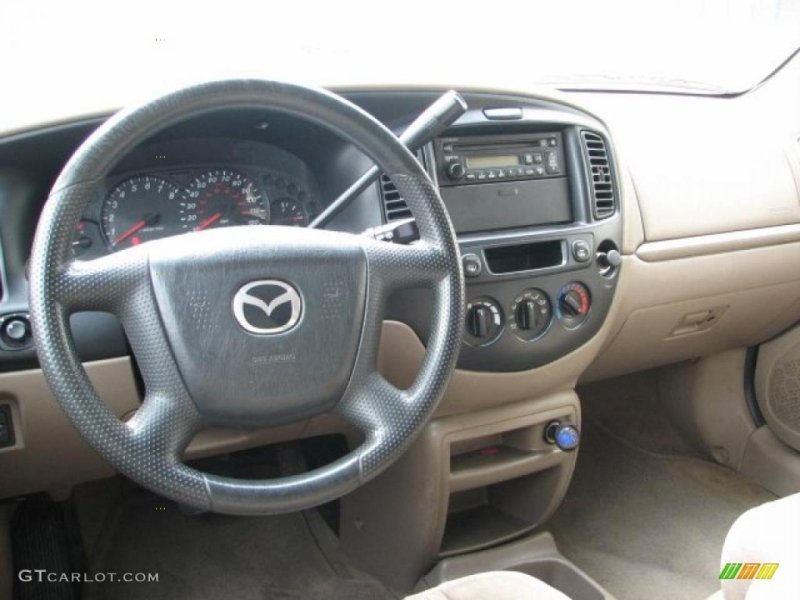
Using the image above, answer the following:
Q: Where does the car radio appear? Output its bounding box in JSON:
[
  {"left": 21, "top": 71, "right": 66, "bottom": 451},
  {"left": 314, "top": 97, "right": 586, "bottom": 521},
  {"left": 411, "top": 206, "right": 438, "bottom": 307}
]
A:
[
  {"left": 434, "top": 132, "right": 564, "bottom": 186},
  {"left": 433, "top": 132, "right": 571, "bottom": 234}
]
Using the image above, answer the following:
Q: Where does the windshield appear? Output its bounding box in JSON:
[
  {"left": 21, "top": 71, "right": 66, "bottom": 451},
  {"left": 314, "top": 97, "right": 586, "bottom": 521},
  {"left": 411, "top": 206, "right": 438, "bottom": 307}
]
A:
[{"left": 1, "top": 0, "right": 798, "bottom": 128}]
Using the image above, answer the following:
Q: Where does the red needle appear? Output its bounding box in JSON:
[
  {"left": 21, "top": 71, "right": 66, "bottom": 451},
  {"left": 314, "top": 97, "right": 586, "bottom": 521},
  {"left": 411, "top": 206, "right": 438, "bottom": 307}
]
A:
[
  {"left": 195, "top": 212, "right": 222, "bottom": 231},
  {"left": 114, "top": 220, "right": 146, "bottom": 245}
]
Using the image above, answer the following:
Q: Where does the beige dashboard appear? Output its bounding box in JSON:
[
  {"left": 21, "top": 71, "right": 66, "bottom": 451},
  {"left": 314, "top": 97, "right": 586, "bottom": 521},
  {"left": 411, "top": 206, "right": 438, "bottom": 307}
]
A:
[{"left": 2, "top": 54, "right": 800, "bottom": 499}]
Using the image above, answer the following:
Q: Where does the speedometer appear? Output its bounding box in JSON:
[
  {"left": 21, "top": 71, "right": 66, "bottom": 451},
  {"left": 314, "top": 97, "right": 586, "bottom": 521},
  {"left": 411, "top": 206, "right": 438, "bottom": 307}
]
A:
[
  {"left": 180, "top": 169, "right": 269, "bottom": 231},
  {"left": 101, "top": 176, "right": 182, "bottom": 250}
]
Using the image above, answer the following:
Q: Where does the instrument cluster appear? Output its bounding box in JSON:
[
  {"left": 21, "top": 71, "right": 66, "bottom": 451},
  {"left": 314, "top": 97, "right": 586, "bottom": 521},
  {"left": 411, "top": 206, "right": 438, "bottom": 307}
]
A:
[{"left": 73, "top": 165, "right": 321, "bottom": 259}]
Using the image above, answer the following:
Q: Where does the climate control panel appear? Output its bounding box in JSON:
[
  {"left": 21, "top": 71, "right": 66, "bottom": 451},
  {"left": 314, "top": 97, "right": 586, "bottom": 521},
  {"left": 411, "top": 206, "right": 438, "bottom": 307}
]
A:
[
  {"left": 465, "top": 282, "right": 595, "bottom": 350},
  {"left": 441, "top": 222, "right": 620, "bottom": 371},
  {"left": 452, "top": 263, "right": 612, "bottom": 371}
]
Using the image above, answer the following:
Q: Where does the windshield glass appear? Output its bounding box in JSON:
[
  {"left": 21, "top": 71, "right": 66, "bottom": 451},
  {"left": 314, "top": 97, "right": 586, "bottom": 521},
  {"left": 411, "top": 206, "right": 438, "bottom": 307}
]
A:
[{"left": 1, "top": 0, "right": 798, "bottom": 127}]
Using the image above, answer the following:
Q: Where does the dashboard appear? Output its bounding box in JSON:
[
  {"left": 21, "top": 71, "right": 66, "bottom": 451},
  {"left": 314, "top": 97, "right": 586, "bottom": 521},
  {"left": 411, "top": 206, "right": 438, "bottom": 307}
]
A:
[
  {"left": 73, "top": 139, "right": 323, "bottom": 260},
  {"left": 1, "top": 72, "right": 799, "bottom": 581},
  {"left": 0, "top": 73, "right": 799, "bottom": 505},
  {"left": 0, "top": 92, "right": 624, "bottom": 374},
  {"left": 0, "top": 78, "right": 797, "bottom": 382}
]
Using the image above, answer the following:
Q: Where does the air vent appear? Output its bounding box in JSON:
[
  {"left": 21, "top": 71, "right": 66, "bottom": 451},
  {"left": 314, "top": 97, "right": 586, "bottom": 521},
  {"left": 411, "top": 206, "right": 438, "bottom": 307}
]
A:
[
  {"left": 581, "top": 131, "right": 616, "bottom": 219},
  {"left": 379, "top": 150, "right": 429, "bottom": 223},
  {"left": 379, "top": 175, "right": 412, "bottom": 222}
]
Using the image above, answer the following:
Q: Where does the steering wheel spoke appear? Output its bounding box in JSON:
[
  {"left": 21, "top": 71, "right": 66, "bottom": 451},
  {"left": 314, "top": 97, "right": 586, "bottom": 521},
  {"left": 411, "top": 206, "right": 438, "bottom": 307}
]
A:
[
  {"left": 362, "top": 239, "right": 450, "bottom": 294},
  {"left": 128, "top": 391, "right": 203, "bottom": 462},
  {"left": 56, "top": 247, "right": 150, "bottom": 312},
  {"left": 337, "top": 373, "right": 407, "bottom": 434}
]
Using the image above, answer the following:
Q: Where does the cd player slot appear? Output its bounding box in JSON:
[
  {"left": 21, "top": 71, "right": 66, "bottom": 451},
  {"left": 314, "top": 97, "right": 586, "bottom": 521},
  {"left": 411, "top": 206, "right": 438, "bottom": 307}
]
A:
[
  {"left": 454, "top": 142, "right": 531, "bottom": 152},
  {"left": 484, "top": 240, "right": 565, "bottom": 274}
]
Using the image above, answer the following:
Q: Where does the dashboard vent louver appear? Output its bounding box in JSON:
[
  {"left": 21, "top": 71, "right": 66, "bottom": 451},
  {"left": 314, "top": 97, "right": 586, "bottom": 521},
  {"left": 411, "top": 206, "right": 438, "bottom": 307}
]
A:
[
  {"left": 380, "top": 150, "right": 429, "bottom": 222},
  {"left": 379, "top": 175, "right": 413, "bottom": 222},
  {"left": 581, "top": 131, "right": 616, "bottom": 219}
]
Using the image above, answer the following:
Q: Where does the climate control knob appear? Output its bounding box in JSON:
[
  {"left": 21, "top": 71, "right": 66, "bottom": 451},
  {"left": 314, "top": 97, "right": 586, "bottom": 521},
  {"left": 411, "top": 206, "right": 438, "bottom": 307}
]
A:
[
  {"left": 467, "top": 305, "right": 491, "bottom": 338},
  {"left": 557, "top": 282, "right": 591, "bottom": 329},
  {"left": 463, "top": 297, "right": 504, "bottom": 346},
  {"left": 560, "top": 291, "right": 583, "bottom": 317},
  {"left": 510, "top": 288, "right": 552, "bottom": 341},
  {"left": 516, "top": 300, "right": 538, "bottom": 329}
]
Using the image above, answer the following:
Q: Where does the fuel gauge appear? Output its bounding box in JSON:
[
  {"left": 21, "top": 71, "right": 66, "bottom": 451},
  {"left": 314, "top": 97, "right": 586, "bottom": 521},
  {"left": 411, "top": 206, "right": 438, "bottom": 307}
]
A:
[{"left": 270, "top": 197, "right": 308, "bottom": 227}]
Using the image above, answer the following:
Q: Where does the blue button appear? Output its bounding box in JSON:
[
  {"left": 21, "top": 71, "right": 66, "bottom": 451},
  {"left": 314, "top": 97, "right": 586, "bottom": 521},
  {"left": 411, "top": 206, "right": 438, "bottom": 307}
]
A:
[{"left": 555, "top": 424, "right": 580, "bottom": 451}]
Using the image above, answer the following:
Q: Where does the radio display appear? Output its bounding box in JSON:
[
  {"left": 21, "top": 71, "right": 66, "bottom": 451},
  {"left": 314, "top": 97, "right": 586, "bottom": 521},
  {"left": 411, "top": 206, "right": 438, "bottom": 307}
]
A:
[{"left": 465, "top": 154, "right": 520, "bottom": 169}]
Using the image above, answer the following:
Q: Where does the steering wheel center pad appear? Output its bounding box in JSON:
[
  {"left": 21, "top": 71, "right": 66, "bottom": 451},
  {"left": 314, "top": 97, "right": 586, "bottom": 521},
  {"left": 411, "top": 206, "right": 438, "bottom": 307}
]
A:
[{"left": 149, "top": 226, "right": 367, "bottom": 427}]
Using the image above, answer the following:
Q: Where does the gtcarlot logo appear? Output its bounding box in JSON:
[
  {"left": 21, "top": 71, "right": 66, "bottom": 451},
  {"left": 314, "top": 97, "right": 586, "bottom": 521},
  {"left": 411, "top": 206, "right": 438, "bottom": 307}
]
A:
[{"left": 18, "top": 570, "right": 159, "bottom": 584}]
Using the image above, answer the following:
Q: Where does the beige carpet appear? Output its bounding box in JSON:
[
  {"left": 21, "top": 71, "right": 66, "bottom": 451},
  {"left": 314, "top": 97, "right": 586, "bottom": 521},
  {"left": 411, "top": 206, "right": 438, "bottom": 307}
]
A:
[{"left": 549, "top": 412, "right": 775, "bottom": 600}]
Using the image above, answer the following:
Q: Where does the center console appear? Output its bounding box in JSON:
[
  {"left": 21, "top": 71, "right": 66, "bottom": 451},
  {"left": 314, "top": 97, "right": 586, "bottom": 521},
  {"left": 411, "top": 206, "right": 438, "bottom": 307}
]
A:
[
  {"left": 386, "top": 117, "right": 622, "bottom": 372},
  {"left": 345, "top": 93, "right": 623, "bottom": 595}
]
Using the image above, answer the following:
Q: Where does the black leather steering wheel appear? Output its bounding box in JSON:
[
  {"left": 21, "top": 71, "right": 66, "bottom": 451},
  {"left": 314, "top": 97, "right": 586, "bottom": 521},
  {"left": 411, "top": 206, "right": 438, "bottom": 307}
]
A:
[{"left": 28, "top": 80, "right": 464, "bottom": 515}]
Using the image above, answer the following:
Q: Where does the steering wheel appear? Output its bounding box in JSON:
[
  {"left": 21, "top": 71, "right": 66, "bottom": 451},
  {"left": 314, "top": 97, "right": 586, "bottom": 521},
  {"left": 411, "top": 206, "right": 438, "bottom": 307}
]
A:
[{"left": 28, "top": 80, "right": 464, "bottom": 515}]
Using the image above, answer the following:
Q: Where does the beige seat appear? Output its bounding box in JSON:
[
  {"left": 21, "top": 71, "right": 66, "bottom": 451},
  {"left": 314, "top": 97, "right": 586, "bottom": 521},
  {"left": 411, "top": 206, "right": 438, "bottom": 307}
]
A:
[
  {"left": 406, "top": 571, "right": 570, "bottom": 600},
  {"left": 711, "top": 492, "right": 800, "bottom": 600}
]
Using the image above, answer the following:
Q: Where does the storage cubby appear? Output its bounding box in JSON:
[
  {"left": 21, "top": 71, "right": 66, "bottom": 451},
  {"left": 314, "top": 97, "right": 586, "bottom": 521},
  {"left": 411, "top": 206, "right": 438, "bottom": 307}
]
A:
[
  {"left": 340, "top": 391, "right": 581, "bottom": 591},
  {"left": 440, "top": 417, "right": 575, "bottom": 557}
]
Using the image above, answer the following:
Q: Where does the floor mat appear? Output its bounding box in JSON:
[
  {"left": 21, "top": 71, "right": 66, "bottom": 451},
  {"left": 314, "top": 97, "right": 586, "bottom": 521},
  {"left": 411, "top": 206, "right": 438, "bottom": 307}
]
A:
[
  {"left": 548, "top": 421, "right": 776, "bottom": 600},
  {"left": 76, "top": 480, "right": 394, "bottom": 600},
  {"left": 12, "top": 495, "right": 85, "bottom": 600}
]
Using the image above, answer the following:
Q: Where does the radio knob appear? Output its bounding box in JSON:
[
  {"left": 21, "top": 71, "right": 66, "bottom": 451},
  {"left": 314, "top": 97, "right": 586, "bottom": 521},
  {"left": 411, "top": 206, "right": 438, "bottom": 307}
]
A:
[{"left": 447, "top": 162, "right": 466, "bottom": 180}]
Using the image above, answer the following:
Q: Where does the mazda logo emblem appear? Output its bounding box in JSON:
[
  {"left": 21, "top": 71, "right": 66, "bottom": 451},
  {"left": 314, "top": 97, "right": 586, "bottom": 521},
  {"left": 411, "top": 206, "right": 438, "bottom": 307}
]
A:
[{"left": 232, "top": 280, "right": 302, "bottom": 334}]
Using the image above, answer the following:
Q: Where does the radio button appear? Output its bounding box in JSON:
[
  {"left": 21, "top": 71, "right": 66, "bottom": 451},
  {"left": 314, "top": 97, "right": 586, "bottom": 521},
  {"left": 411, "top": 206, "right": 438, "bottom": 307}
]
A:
[
  {"left": 524, "top": 168, "right": 535, "bottom": 176},
  {"left": 546, "top": 151, "right": 559, "bottom": 174},
  {"left": 535, "top": 166, "right": 545, "bottom": 176},
  {"left": 477, "top": 171, "right": 487, "bottom": 180},
  {"left": 465, "top": 172, "right": 477, "bottom": 181},
  {"left": 487, "top": 171, "right": 497, "bottom": 179},
  {"left": 523, "top": 154, "right": 534, "bottom": 165},
  {"left": 533, "top": 152, "right": 543, "bottom": 163}
]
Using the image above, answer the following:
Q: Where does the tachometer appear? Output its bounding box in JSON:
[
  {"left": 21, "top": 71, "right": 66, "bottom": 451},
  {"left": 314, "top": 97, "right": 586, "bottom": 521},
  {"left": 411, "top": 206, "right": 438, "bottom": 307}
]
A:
[
  {"left": 101, "top": 176, "right": 182, "bottom": 250},
  {"left": 180, "top": 169, "right": 268, "bottom": 231}
]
